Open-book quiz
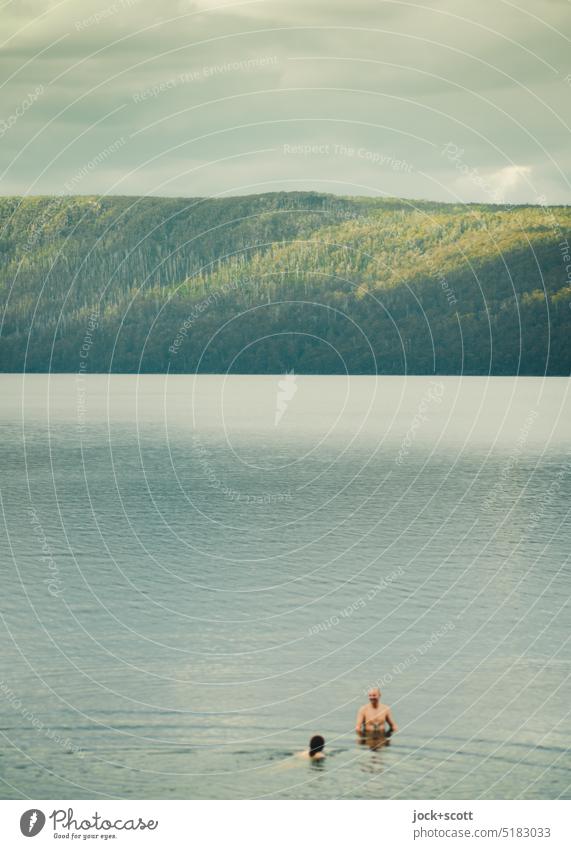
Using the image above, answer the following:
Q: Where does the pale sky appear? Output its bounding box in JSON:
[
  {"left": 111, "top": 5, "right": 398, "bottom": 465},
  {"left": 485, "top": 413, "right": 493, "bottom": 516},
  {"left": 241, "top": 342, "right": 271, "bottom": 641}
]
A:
[{"left": 1, "top": 0, "right": 570, "bottom": 203}]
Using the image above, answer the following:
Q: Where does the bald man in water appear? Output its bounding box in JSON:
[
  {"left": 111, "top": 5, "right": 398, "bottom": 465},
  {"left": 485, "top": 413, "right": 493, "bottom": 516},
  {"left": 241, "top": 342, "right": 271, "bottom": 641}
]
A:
[{"left": 355, "top": 688, "right": 398, "bottom": 736}]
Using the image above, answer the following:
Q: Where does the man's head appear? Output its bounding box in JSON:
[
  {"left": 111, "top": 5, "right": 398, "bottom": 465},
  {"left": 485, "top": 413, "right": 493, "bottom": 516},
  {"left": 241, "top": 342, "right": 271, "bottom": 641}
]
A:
[
  {"left": 368, "top": 688, "right": 381, "bottom": 707},
  {"left": 309, "top": 735, "right": 325, "bottom": 756}
]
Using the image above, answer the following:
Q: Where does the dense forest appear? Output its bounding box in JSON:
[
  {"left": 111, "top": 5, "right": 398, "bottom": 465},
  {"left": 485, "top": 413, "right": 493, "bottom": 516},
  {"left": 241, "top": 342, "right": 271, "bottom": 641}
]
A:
[{"left": 0, "top": 192, "right": 570, "bottom": 374}]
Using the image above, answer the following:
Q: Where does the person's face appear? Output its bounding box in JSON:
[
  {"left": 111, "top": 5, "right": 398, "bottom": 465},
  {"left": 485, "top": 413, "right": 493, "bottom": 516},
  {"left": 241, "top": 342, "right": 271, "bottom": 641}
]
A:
[{"left": 368, "top": 689, "right": 380, "bottom": 707}]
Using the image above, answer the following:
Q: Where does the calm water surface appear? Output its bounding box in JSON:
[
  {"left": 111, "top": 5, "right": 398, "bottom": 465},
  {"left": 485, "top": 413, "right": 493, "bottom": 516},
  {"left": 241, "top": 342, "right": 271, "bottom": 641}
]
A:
[{"left": 1, "top": 375, "right": 570, "bottom": 799}]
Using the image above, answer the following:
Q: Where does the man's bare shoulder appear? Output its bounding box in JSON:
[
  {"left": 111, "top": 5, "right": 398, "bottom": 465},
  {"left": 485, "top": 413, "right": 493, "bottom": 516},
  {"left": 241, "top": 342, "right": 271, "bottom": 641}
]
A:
[{"left": 361, "top": 702, "right": 390, "bottom": 712}]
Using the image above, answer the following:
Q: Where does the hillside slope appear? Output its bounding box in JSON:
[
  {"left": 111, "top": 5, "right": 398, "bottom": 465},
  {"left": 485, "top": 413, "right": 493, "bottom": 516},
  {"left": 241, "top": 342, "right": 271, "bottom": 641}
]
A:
[{"left": 0, "top": 193, "right": 569, "bottom": 374}]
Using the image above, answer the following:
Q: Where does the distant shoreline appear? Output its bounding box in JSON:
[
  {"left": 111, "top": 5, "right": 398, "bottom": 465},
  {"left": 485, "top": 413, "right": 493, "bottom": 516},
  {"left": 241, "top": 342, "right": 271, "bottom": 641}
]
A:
[{"left": 1, "top": 372, "right": 569, "bottom": 379}]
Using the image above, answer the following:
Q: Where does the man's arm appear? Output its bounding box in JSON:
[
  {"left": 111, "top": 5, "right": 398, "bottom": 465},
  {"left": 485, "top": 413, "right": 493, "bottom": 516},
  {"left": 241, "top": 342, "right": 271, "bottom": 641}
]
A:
[
  {"left": 386, "top": 708, "right": 398, "bottom": 732},
  {"left": 355, "top": 706, "right": 366, "bottom": 734}
]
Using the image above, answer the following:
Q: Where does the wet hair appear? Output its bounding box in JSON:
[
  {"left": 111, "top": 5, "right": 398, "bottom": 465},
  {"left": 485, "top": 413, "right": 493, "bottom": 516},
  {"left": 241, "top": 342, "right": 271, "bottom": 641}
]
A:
[{"left": 309, "top": 735, "right": 325, "bottom": 756}]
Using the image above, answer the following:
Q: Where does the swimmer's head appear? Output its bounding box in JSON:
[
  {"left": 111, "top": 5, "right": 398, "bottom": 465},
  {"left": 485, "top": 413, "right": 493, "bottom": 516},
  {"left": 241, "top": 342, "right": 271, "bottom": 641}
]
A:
[
  {"left": 368, "top": 688, "right": 381, "bottom": 706},
  {"left": 309, "top": 735, "right": 325, "bottom": 757}
]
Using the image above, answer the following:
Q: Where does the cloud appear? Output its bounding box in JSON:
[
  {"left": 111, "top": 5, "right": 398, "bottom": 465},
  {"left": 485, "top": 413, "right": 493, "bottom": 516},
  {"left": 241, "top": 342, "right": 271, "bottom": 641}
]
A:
[
  {"left": 489, "top": 165, "right": 533, "bottom": 203},
  {"left": 0, "top": 0, "right": 569, "bottom": 202}
]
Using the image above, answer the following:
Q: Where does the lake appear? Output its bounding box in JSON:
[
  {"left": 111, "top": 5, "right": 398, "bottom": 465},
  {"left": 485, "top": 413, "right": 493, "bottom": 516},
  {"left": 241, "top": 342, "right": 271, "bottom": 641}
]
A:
[{"left": 1, "top": 374, "right": 569, "bottom": 799}]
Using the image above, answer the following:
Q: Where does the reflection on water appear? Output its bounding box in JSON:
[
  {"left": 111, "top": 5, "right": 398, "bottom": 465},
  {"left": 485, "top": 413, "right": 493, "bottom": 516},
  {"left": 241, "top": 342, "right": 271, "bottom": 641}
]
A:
[
  {"left": 0, "top": 375, "right": 570, "bottom": 799},
  {"left": 358, "top": 733, "right": 392, "bottom": 752}
]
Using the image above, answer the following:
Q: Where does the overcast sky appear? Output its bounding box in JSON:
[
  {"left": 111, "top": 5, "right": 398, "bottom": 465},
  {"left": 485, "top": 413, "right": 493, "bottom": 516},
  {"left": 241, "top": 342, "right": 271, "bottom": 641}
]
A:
[{"left": 1, "top": 0, "right": 570, "bottom": 203}]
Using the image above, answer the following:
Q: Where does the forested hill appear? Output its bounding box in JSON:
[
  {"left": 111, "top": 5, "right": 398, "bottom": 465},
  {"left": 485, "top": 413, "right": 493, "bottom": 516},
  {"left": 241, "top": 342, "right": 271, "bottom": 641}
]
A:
[{"left": 1, "top": 192, "right": 570, "bottom": 375}]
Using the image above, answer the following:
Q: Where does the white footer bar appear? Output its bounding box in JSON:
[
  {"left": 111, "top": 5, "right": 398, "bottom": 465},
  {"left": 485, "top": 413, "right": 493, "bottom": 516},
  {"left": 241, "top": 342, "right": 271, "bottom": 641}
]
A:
[{"left": 1, "top": 799, "right": 568, "bottom": 849}]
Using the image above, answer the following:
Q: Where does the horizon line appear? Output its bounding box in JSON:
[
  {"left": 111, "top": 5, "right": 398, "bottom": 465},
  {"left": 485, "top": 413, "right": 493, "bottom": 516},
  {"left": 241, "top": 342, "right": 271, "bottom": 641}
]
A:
[{"left": 1, "top": 191, "right": 569, "bottom": 209}]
